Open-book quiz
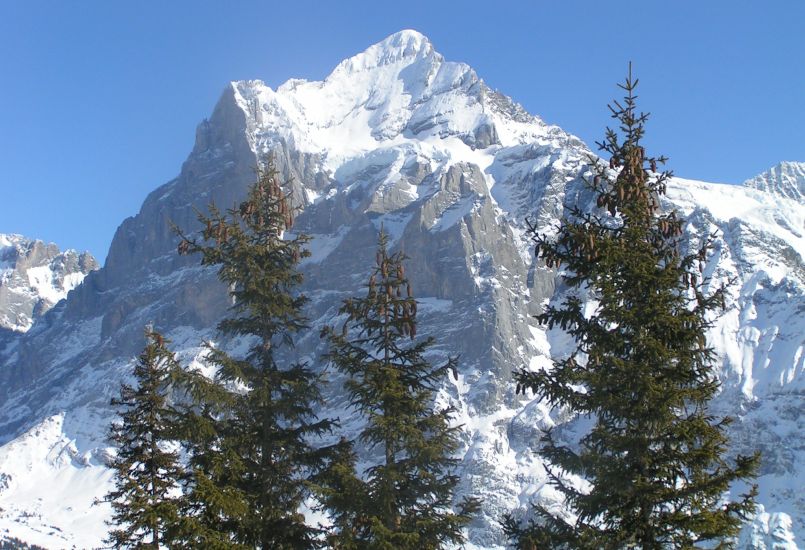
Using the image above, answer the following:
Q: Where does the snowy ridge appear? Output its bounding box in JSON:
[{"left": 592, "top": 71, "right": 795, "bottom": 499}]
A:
[
  {"left": 0, "top": 31, "right": 803, "bottom": 548},
  {"left": 743, "top": 161, "right": 805, "bottom": 201}
]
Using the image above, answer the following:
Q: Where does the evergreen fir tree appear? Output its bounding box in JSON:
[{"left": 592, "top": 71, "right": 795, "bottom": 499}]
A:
[
  {"left": 0, "top": 537, "right": 48, "bottom": 550},
  {"left": 504, "top": 67, "right": 758, "bottom": 549},
  {"left": 174, "top": 156, "right": 337, "bottom": 549},
  {"left": 103, "top": 328, "right": 184, "bottom": 549},
  {"left": 169, "top": 360, "right": 248, "bottom": 549},
  {"left": 320, "top": 230, "right": 477, "bottom": 549}
]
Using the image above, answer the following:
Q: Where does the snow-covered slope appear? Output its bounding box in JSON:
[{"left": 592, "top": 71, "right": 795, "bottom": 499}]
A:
[
  {"left": 0, "top": 234, "right": 97, "bottom": 333},
  {"left": 0, "top": 30, "right": 802, "bottom": 548},
  {"left": 0, "top": 414, "right": 113, "bottom": 548}
]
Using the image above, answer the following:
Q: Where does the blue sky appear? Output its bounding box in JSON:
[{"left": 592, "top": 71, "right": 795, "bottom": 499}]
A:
[{"left": 1, "top": 1, "right": 803, "bottom": 262}]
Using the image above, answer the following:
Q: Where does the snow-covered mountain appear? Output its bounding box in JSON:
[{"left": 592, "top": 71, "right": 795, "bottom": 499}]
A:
[
  {"left": 0, "top": 234, "right": 97, "bottom": 334},
  {"left": 0, "top": 31, "right": 802, "bottom": 549},
  {"left": 743, "top": 161, "right": 805, "bottom": 201}
]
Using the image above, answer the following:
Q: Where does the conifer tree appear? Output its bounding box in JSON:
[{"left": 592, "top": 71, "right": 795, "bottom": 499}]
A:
[
  {"left": 504, "top": 68, "right": 758, "bottom": 549},
  {"left": 320, "top": 231, "right": 477, "bottom": 549},
  {"left": 174, "top": 156, "right": 337, "bottom": 549},
  {"left": 103, "top": 328, "right": 184, "bottom": 549}
]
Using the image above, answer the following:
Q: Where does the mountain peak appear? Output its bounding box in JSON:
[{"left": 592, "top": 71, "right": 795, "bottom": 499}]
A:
[
  {"left": 743, "top": 161, "right": 805, "bottom": 201},
  {"left": 375, "top": 29, "right": 433, "bottom": 57},
  {"left": 225, "top": 29, "right": 553, "bottom": 170},
  {"left": 330, "top": 29, "right": 439, "bottom": 76}
]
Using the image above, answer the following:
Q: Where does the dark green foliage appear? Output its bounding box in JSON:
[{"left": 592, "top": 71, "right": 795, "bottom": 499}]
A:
[
  {"left": 103, "top": 329, "right": 184, "bottom": 549},
  {"left": 319, "top": 231, "right": 478, "bottom": 549},
  {"left": 173, "top": 157, "right": 338, "bottom": 549},
  {"left": 505, "top": 68, "right": 758, "bottom": 549},
  {"left": 0, "top": 536, "right": 48, "bottom": 550}
]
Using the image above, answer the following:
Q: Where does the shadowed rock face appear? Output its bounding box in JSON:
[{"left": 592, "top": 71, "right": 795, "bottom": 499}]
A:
[
  {"left": 0, "top": 85, "right": 257, "bottom": 406},
  {"left": 1, "top": 30, "right": 803, "bottom": 548}
]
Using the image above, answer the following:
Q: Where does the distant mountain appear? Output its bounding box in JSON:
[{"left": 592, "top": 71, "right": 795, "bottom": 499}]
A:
[
  {"left": 0, "top": 234, "right": 97, "bottom": 334},
  {"left": 743, "top": 161, "right": 805, "bottom": 201},
  {"left": 0, "top": 31, "right": 802, "bottom": 549}
]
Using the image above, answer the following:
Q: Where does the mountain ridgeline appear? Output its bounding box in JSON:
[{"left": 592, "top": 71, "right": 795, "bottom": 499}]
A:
[{"left": 0, "top": 31, "right": 803, "bottom": 548}]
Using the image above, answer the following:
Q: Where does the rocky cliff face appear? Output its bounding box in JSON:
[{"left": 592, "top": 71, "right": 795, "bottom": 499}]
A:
[
  {"left": 0, "top": 31, "right": 802, "bottom": 549},
  {"left": 0, "top": 234, "right": 97, "bottom": 334}
]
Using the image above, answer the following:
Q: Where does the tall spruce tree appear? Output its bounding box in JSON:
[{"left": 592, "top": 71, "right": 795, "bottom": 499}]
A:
[
  {"left": 319, "top": 231, "right": 477, "bottom": 549},
  {"left": 174, "top": 156, "right": 338, "bottom": 549},
  {"left": 103, "top": 328, "right": 184, "bottom": 549},
  {"left": 504, "top": 68, "right": 758, "bottom": 549}
]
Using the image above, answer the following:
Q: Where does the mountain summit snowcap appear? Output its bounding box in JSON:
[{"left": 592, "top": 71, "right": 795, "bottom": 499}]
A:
[
  {"left": 331, "top": 29, "right": 438, "bottom": 74},
  {"left": 228, "top": 30, "right": 553, "bottom": 171}
]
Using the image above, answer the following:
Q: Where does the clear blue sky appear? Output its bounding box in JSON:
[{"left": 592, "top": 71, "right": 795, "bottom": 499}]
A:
[{"left": 1, "top": 1, "right": 802, "bottom": 262}]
